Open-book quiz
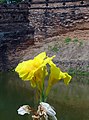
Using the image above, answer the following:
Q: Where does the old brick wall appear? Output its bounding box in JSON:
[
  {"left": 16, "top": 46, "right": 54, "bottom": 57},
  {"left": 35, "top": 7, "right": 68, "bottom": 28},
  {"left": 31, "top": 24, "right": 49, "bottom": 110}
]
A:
[
  {"left": 0, "top": 2, "right": 34, "bottom": 71},
  {"left": 29, "top": 0, "right": 89, "bottom": 39},
  {"left": 0, "top": 0, "right": 89, "bottom": 71}
]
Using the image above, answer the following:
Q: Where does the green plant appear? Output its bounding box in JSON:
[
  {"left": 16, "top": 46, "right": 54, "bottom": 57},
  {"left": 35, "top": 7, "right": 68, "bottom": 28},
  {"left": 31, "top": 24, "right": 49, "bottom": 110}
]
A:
[
  {"left": 51, "top": 45, "right": 59, "bottom": 52},
  {"left": 73, "top": 38, "right": 79, "bottom": 43},
  {"left": 68, "top": 68, "right": 89, "bottom": 84},
  {"left": 64, "top": 37, "right": 71, "bottom": 44},
  {"left": 79, "top": 41, "right": 83, "bottom": 46},
  {"left": 0, "top": 0, "right": 6, "bottom": 3},
  {"left": 48, "top": 45, "right": 59, "bottom": 52}
]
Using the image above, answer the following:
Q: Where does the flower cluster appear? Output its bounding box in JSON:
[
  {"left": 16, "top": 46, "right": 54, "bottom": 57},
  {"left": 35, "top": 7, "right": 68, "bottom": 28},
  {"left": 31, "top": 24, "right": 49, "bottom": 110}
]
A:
[
  {"left": 18, "top": 102, "right": 57, "bottom": 120},
  {"left": 15, "top": 52, "right": 71, "bottom": 101},
  {"left": 15, "top": 52, "right": 72, "bottom": 120}
]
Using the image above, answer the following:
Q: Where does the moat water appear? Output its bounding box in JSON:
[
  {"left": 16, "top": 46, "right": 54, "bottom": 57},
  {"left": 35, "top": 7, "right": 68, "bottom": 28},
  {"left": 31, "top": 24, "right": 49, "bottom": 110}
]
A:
[{"left": 0, "top": 72, "right": 89, "bottom": 120}]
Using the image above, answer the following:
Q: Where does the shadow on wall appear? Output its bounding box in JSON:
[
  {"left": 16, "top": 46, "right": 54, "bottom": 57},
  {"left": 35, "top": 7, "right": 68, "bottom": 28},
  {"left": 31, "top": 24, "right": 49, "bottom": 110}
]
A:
[{"left": 0, "top": 2, "right": 34, "bottom": 71}]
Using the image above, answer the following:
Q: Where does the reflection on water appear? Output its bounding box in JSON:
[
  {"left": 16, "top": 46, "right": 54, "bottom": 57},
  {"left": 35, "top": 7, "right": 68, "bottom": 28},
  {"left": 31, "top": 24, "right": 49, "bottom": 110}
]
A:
[
  {"left": 0, "top": 72, "right": 89, "bottom": 120},
  {"left": 0, "top": 72, "right": 33, "bottom": 120}
]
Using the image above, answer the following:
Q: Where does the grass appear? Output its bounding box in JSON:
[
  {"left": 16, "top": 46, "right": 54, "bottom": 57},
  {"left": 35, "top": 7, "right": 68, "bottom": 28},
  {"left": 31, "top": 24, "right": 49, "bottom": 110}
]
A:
[
  {"left": 68, "top": 68, "right": 89, "bottom": 84},
  {"left": 64, "top": 37, "right": 83, "bottom": 46},
  {"left": 47, "top": 37, "right": 84, "bottom": 53},
  {"left": 64, "top": 37, "right": 71, "bottom": 44},
  {"left": 73, "top": 38, "right": 83, "bottom": 46},
  {"left": 48, "top": 44, "right": 59, "bottom": 52},
  {"left": 73, "top": 38, "right": 79, "bottom": 43},
  {"left": 79, "top": 41, "right": 83, "bottom": 46}
]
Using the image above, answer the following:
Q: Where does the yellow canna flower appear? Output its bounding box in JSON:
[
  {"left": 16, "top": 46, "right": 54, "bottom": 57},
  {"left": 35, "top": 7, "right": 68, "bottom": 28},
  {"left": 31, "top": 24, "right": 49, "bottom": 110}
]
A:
[
  {"left": 46, "top": 61, "right": 72, "bottom": 96},
  {"left": 15, "top": 52, "right": 46, "bottom": 80},
  {"left": 15, "top": 52, "right": 55, "bottom": 91}
]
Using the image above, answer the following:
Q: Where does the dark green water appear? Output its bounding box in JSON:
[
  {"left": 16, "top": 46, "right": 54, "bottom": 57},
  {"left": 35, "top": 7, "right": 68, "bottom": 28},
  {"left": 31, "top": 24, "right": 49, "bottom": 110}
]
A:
[{"left": 0, "top": 72, "right": 89, "bottom": 120}]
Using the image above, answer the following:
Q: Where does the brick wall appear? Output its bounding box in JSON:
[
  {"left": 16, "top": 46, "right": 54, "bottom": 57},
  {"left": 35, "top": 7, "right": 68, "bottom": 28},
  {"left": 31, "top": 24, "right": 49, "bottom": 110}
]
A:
[
  {"left": 0, "top": 2, "right": 34, "bottom": 71},
  {"left": 0, "top": 1, "right": 89, "bottom": 71},
  {"left": 29, "top": 0, "right": 89, "bottom": 39}
]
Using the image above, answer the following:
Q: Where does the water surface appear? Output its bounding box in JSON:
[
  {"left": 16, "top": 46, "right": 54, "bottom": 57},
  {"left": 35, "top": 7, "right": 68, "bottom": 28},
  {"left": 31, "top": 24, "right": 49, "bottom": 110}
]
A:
[{"left": 0, "top": 72, "right": 89, "bottom": 120}]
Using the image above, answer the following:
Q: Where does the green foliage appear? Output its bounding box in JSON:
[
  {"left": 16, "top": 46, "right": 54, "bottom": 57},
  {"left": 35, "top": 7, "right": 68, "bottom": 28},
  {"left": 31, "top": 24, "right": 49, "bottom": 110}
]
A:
[
  {"left": 51, "top": 46, "right": 59, "bottom": 52},
  {"left": 79, "top": 41, "right": 83, "bottom": 46},
  {"left": 73, "top": 38, "right": 79, "bottom": 43},
  {"left": 0, "top": 0, "right": 6, "bottom": 3},
  {"left": 68, "top": 68, "right": 89, "bottom": 77},
  {"left": 68, "top": 68, "right": 89, "bottom": 84},
  {"left": 64, "top": 37, "right": 71, "bottom": 44},
  {"left": 0, "top": 0, "right": 22, "bottom": 3},
  {"left": 73, "top": 38, "right": 83, "bottom": 46},
  {"left": 64, "top": 37, "right": 83, "bottom": 46},
  {"left": 48, "top": 44, "right": 59, "bottom": 53}
]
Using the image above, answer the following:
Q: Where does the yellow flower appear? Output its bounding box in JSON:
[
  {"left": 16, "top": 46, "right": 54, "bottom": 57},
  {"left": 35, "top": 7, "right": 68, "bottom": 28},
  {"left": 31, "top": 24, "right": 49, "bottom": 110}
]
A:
[
  {"left": 15, "top": 52, "right": 46, "bottom": 89},
  {"left": 15, "top": 52, "right": 46, "bottom": 80},
  {"left": 15, "top": 52, "right": 55, "bottom": 91},
  {"left": 46, "top": 61, "right": 72, "bottom": 96},
  {"left": 15, "top": 51, "right": 71, "bottom": 99}
]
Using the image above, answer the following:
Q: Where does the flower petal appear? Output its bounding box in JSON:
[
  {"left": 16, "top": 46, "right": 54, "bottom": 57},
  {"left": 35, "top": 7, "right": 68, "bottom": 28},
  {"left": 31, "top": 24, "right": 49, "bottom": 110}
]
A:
[
  {"left": 15, "top": 52, "right": 48, "bottom": 89},
  {"left": 46, "top": 61, "right": 72, "bottom": 96},
  {"left": 40, "top": 102, "right": 56, "bottom": 116},
  {"left": 51, "top": 115, "right": 57, "bottom": 120},
  {"left": 34, "top": 52, "right": 46, "bottom": 60},
  {"left": 17, "top": 105, "right": 31, "bottom": 115},
  {"left": 62, "top": 72, "right": 72, "bottom": 85}
]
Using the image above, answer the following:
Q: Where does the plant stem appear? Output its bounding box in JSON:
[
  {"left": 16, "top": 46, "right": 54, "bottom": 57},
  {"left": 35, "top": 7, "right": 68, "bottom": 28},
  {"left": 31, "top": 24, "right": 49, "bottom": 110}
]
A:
[{"left": 40, "top": 67, "right": 46, "bottom": 102}]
